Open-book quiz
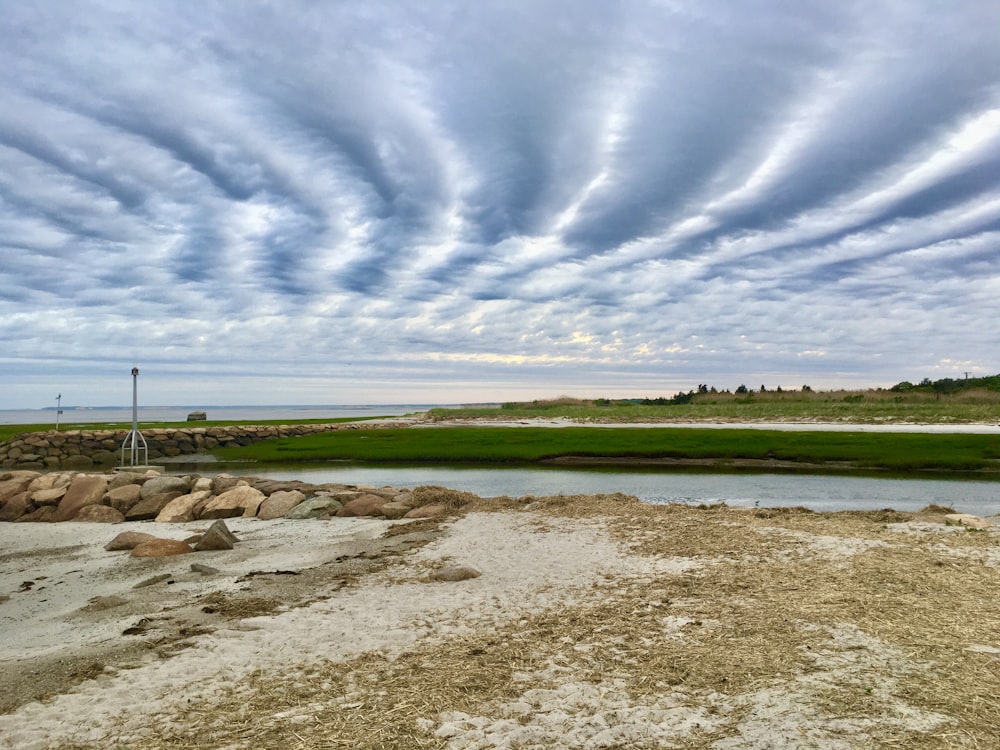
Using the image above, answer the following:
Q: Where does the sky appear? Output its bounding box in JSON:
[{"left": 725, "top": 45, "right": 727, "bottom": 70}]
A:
[{"left": 1, "top": 1, "right": 999, "bottom": 409}]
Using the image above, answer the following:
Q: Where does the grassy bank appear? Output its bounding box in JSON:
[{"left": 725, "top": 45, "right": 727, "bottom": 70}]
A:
[
  {"left": 213, "top": 426, "right": 1000, "bottom": 473},
  {"left": 429, "top": 391, "right": 1000, "bottom": 424}
]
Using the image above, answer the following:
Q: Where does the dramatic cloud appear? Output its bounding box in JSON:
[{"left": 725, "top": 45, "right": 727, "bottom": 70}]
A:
[{"left": 1, "top": 0, "right": 998, "bottom": 407}]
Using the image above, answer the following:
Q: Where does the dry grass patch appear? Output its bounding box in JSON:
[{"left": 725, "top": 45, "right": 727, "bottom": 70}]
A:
[{"left": 52, "top": 501, "right": 999, "bottom": 750}]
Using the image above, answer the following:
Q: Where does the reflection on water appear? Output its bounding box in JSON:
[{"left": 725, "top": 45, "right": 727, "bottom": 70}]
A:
[{"left": 193, "top": 463, "right": 1000, "bottom": 516}]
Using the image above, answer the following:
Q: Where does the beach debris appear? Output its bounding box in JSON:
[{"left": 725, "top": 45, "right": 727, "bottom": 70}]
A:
[
  {"left": 430, "top": 565, "right": 482, "bottom": 582},
  {"left": 133, "top": 574, "right": 173, "bottom": 588},
  {"left": 405, "top": 503, "right": 447, "bottom": 519},
  {"left": 944, "top": 513, "right": 992, "bottom": 529},
  {"left": 83, "top": 595, "right": 128, "bottom": 610},
  {"left": 190, "top": 563, "right": 220, "bottom": 575}
]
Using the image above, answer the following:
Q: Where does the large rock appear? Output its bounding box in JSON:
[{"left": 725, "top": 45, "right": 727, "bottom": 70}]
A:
[
  {"left": 404, "top": 503, "right": 447, "bottom": 519},
  {"left": 286, "top": 496, "right": 342, "bottom": 519},
  {"left": 75, "top": 505, "right": 125, "bottom": 523},
  {"left": 193, "top": 520, "right": 237, "bottom": 551},
  {"left": 258, "top": 490, "right": 306, "bottom": 520},
  {"left": 0, "top": 475, "right": 37, "bottom": 505},
  {"left": 108, "top": 471, "right": 146, "bottom": 490},
  {"left": 27, "top": 473, "right": 72, "bottom": 493},
  {"left": 335, "top": 493, "right": 388, "bottom": 518},
  {"left": 31, "top": 486, "right": 68, "bottom": 506},
  {"left": 15, "top": 506, "right": 59, "bottom": 522},
  {"left": 139, "top": 475, "right": 190, "bottom": 500},
  {"left": 201, "top": 486, "right": 265, "bottom": 519},
  {"left": 125, "top": 491, "right": 184, "bottom": 521},
  {"left": 130, "top": 538, "right": 194, "bottom": 557},
  {"left": 156, "top": 491, "right": 212, "bottom": 523},
  {"left": 380, "top": 501, "right": 414, "bottom": 520},
  {"left": 210, "top": 475, "right": 246, "bottom": 494},
  {"left": 55, "top": 474, "right": 110, "bottom": 520},
  {"left": 107, "top": 484, "right": 143, "bottom": 513},
  {"left": 0, "top": 492, "right": 31, "bottom": 522},
  {"left": 105, "top": 531, "right": 157, "bottom": 551}
]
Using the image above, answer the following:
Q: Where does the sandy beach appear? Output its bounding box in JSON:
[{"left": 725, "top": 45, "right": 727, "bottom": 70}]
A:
[{"left": 1, "top": 487, "right": 998, "bottom": 749}]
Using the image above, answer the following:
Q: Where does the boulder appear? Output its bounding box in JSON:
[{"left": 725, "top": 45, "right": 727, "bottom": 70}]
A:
[
  {"left": 155, "top": 491, "right": 212, "bottom": 523},
  {"left": 31, "top": 486, "right": 68, "bottom": 506},
  {"left": 210, "top": 475, "right": 246, "bottom": 494},
  {"left": 27, "top": 473, "right": 71, "bottom": 492},
  {"left": 0, "top": 475, "right": 37, "bottom": 505},
  {"left": 125, "top": 491, "right": 185, "bottom": 521},
  {"left": 192, "top": 476, "right": 213, "bottom": 493},
  {"left": 130, "top": 538, "right": 195, "bottom": 558},
  {"left": 75, "top": 505, "right": 125, "bottom": 523},
  {"left": 0, "top": 492, "right": 31, "bottom": 522},
  {"left": 380, "top": 501, "right": 414, "bottom": 520},
  {"left": 286, "top": 496, "right": 342, "bottom": 519},
  {"left": 335, "top": 493, "right": 388, "bottom": 518},
  {"left": 15, "top": 506, "right": 60, "bottom": 522},
  {"left": 404, "top": 503, "right": 447, "bottom": 519},
  {"left": 107, "top": 484, "right": 143, "bottom": 513},
  {"left": 258, "top": 490, "right": 306, "bottom": 520},
  {"left": 55, "top": 474, "right": 110, "bottom": 520},
  {"left": 105, "top": 531, "right": 157, "bottom": 551},
  {"left": 193, "top": 520, "right": 237, "bottom": 551},
  {"left": 201, "top": 486, "right": 265, "bottom": 519},
  {"left": 140, "top": 475, "right": 190, "bottom": 500},
  {"left": 108, "top": 471, "right": 146, "bottom": 490}
]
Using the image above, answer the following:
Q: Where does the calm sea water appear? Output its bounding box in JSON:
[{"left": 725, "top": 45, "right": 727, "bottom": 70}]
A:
[
  {"left": 216, "top": 464, "right": 1000, "bottom": 516},
  {"left": 0, "top": 404, "right": 442, "bottom": 426}
]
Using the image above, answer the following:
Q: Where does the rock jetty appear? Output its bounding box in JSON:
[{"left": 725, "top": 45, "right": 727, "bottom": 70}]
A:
[
  {"left": 0, "top": 468, "right": 476, "bottom": 524},
  {"left": 0, "top": 422, "right": 382, "bottom": 470}
]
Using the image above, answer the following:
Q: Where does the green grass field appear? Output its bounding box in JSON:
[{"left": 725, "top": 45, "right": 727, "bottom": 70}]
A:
[{"left": 212, "top": 426, "right": 1000, "bottom": 473}]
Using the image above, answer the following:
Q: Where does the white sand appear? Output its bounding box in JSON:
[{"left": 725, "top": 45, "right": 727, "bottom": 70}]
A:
[
  {"left": 0, "top": 513, "right": 691, "bottom": 748},
  {"left": 0, "top": 511, "right": 980, "bottom": 749}
]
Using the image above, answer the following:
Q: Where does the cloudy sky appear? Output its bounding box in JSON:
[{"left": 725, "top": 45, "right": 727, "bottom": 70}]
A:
[{"left": 1, "top": 1, "right": 998, "bottom": 409}]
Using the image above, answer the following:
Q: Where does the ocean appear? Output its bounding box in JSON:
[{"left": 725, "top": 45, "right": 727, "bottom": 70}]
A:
[{"left": 0, "top": 404, "right": 445, "bottom": 426}]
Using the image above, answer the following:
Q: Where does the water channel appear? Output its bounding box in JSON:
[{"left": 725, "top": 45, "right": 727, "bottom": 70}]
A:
[{"left": 208, "top": 463, "right": 1000, "bottom": 517}]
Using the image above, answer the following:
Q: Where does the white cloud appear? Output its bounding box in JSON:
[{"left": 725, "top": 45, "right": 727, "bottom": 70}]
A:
[{"left": 1, "top": 1, "right": 998, "bottom": 407}]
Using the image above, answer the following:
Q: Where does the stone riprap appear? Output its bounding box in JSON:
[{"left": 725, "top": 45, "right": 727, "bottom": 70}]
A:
[
  {"left": 0, "top": 423, "right": 376, "bottom": 470},
  {"left": 0, "top": 469, "right": 474, "bottom": 524}
]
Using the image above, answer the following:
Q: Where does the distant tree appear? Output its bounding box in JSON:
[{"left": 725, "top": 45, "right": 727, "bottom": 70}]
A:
[
  {"left": 801, "top": 385, "right": 812, "bottom": 392},
  {"left": 760, "top": 384, "right": 767, "bottom": 393},
  {"left": 735, "top": 384, "right": 749, "bottom": 394},
  {"left": 775, "top": 385, "right": 783, "bottom": 393}
]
